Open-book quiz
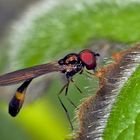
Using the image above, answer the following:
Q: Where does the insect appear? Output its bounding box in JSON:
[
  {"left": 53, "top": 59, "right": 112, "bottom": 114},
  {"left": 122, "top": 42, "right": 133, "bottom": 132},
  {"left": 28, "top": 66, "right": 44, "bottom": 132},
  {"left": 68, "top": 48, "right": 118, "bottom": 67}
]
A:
[{"left": 0, "top": 49, "right": 99, "bottom": 129}]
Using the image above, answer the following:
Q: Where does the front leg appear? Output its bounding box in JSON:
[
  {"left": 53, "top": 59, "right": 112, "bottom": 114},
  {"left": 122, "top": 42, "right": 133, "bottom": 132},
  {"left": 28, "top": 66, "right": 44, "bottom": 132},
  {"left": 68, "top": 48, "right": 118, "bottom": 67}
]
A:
[{"left": 79, "top": 69, "right": 83, "bottom": 74}]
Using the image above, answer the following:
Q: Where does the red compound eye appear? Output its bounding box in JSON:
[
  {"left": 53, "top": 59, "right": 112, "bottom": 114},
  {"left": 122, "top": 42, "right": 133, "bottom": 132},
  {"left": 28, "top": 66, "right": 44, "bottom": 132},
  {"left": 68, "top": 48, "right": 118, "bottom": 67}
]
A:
[{"left": 79, "top": 49, "right": 98, "bottom": 70}]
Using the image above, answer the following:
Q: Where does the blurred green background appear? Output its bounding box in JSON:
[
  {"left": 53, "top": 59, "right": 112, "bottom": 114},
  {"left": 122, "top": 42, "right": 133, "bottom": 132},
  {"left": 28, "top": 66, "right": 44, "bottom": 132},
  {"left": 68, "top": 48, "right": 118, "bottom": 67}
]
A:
[{"left": 1, "top": 0, "right": 140, "bottom": 140}]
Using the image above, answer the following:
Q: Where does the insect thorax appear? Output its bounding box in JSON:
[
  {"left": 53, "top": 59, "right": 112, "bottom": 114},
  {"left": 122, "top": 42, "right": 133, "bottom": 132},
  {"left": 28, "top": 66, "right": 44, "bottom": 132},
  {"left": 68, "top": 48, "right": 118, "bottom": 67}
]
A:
[{"left": 58, "top": 53, "right": 83, "bottom": 78}]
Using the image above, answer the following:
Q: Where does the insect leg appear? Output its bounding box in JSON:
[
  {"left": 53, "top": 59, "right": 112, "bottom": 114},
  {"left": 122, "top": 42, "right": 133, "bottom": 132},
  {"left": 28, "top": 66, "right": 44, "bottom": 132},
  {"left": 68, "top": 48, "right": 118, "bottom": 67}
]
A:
[
  {"left": 79, "top": 69, "right": 83, "bottom": 74},
  {"left": 64, "top": 79, "right": 77, "bottom": 109},
  {"left": 85, "top": 70, "right": 95, "bottom": 76},
  {"left": 65, "top": 79, "right": 70, "bottom": 96},
  {"left": 64, "top": 79, "right": 82, "bottom": 110},
  {"left": 58, "top": 96, "right": 73, "bottom": 130},
  {"left": 64, "top": 78, "right": 80, "bottom": 108},
  {"left": 70, "top": 79, "right": 82, "bottom": 94},
  {"left": 67, "top": 97, "right": 77, "bottom": 108},
  {"left": 9, "top": 79, "right": 33, "bottom": 117},
  {"left": 57, "top": 80, "right": 73, "bottom": 130}
]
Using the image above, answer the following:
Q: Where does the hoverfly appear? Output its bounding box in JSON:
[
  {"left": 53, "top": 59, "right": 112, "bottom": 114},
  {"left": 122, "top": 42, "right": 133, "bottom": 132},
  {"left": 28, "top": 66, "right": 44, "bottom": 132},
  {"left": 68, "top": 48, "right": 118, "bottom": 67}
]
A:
[{"left": 0, "top": 49, "right": 99, "bottom": 129}]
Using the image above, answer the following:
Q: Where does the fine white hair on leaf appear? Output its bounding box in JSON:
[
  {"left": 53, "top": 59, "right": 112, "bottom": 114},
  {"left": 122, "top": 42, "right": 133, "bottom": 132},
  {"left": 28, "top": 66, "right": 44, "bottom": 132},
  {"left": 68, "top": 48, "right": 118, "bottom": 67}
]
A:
[{"left": 74, "top": 45, "right": 140, "bottom": 140}]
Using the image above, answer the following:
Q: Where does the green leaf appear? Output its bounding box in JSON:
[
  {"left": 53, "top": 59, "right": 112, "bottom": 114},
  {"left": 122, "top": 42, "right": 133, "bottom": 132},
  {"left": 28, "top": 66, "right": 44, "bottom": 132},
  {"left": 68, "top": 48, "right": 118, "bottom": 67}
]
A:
[
  {"left": 104, "top": 66, "right": 140, "bottom": 139},
  {"left": 3, "top": 0, "right": 140, "bottom": 140},
  {"left": 74, "top": 46, "right": 140, "bottom": 140}
]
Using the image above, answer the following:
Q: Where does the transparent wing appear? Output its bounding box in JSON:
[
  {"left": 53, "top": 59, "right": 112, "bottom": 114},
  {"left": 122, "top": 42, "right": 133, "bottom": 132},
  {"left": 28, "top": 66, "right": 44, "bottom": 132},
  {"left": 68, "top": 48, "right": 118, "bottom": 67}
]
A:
[{"left": 0, "top": 61, "right": 63, "bottom": 86}]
